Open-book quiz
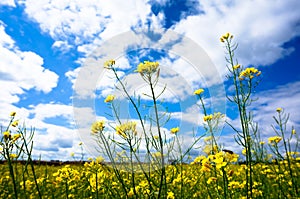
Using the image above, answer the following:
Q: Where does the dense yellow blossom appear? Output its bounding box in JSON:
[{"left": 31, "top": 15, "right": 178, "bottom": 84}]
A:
[
  {"left": 167, "top": 191, "right": 175, "bottom": 199},
  {"left": 10, "top": 111, "right": 16, "bottom": 117},
  {"left": 268, "top": 136, "right": 282, "bottom": 144},
  {"left": 104, "top": 59, "right": 115, "bottom": 68},
  {"left": 239, "top": 67, "right": 261, "bottom": 80},
  {"left": 91, "top": 120, "right": 105, "bottom": 133},
  {"left": 3, "top": 131, "right": 10, "bottom": 139},
  {"left": 170, "top": 127, "right": 179, "bottom": 134},
  {"left": 194, "top": 88, "right": 204, "bottom": 95},
  {"left": 220, "top": 32, "right": 233, "bottom": 42},
  {"left": 207, "top": 177, "right": 217, "bottom": 184},
  {"left": 12, "top": 133, "right": 21, "bottom": 141},
  {"left": 104, "top": 95, "right": 115, "bottom": 103},
  {"left": 233, "top": 64, "right": 241, "bottom": 70},
  {"left": 9, "top": 154, "right": 18, "bottom": 159},
  {"left": 203, "top": 115, "right": 213, "bottom": 122},
  {"left": 115, "top": 121, "right": 137, "bottom": 138},
  {"left": 11, "top": 120, "right": 19, "bottom": 127},
  {"left": 135, "top": 61, "right": 159, "bottom": 75}
]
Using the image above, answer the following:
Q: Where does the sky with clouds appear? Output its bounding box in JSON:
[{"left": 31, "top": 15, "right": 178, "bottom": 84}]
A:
[{"left": 0, "top": 0, "right": 299, "bottom": 161}]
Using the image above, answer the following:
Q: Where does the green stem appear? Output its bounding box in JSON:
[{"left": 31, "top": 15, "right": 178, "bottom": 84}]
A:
[{"left": 149, "top": 76, "right": 166, "bottom": 198}]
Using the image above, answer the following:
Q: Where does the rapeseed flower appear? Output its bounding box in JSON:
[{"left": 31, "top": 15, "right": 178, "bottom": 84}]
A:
[
  {"left": 207, "top": 177, "right": 217, "bottom": 184},
  {"left": 170, "top": 127, "right": 179, "bottom": 134},
  {"left": 91, "top": 120, "right": 105, "bottom": 133},
  {"left": 115, "top": 121, "right": 137, "bottom": 138},
  {"left": 233, "top": 64, "right": 241, "bottom": 70},
  {"left": 239, "top": 67, "right": 261, "bottom": 80},
  {"left": 167, "top": 191, "right": 175, "bottom": 199},
  {"left": 11, "top": 120, "right": 19, "bottom": 127},
  {"left": 220, "top": 32, "right": 233, "bottom": 42},
  {"left": 268, "top": 136, "right": 282, "bottom": 144},
  {"left": 10, "top": 111, "right": 16, "bottom": 117},
  {"left": 12, "top": 133, "right": 21, "bottom": 141},
  {"left": 194, "top": 88, "right": 204, "bottom": 95},
  {"left": 104, "top": 59, "right": 115, "bottom": 68},
  {"left": 292, "top": 129, "right": 296, "bottom": 134},
  {"left": 203, "top": 114, "right": 213, "bottom": 122},
  {"left": 135, "top": 61, "right": 159, "bottom": 76},
  {"left": 9, "top": 154, "right": 18, "bottom": 159},
  {"left": 104, "top": 95, "right": 115, "bottom": 103},
  {"left": 276, "top": 107, "right": 282, "bottom": 112}
]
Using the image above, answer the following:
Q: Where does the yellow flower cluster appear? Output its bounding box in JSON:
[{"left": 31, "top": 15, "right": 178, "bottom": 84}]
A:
[
  {"left": 135, "top": 61, "right": 159, "bottom": 75},
  {"left": 220, "top": 32, "right": 233, "bottom": 42},
  {"left": 239, "top": 67, "right": 261, "bottom": 80},
  {"left": 194, "top": 88, "right": 204, "bottom": 95},
  {"left": 104, "top": 95, "right": 115, "bottom": 103},
  {"left": 268, "top": 136, "right": 282, "bottom": 144},
  {"left": 104, "top": 59, "right": 115, "bottom": 68},
  {"left": 115, "top": 121, "right": 137, "bottom": 138},
  {"left": 203, "top": 115, "right": 213, "bottom": 122},
  {"left": 233, "top": 64, "right": 241, "bottom": 70},
  {"left": 91, "top": 120, "right": 105, "bottom": 133},
  {"left": 203, "top": 112, "right": 224, "bottom": 122},
  {"left": 170, "top": 127, "right": 179, "bottom": 134}
]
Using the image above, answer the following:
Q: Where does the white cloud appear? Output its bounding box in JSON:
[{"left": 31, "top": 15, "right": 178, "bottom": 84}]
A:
[
  {"left": 173, "top": 0, "right": 300, "bottom": 81},
  {"left": 252, "top": 81, "right": 300, "bottom": 135},
  {"left": 0, "top": 0, "right": 15, "bottom": 7},
  {"left": 21, "top": 0, "right": 162, "bottom": 55},
  {"left": 0, "top": 22, "right": 59, "bottom": 121}
]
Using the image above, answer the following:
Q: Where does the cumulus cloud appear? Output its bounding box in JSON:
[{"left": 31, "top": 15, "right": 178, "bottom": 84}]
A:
[
  {"left": 20, "top": 0, "right": 163, "bottom": 55},
  {"left": 0, "top": 22, "right": 59, "bottom": 120},
  {"left": 252, "top": 81, "right": 300, "bottom": 135},
  {"left": 0, "top": 0, "right": 15, "bottom": 7},
  {"left": 172, "top": 0, "right": 300, "bottom": 80}
]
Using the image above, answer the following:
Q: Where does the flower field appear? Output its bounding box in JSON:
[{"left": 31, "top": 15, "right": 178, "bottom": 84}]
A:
[
  {"left": 0, "top": 157, "right": 299, "bottom": 198},
  {"left": 1, "top": 33, "right": 299, "bottom": 198}
]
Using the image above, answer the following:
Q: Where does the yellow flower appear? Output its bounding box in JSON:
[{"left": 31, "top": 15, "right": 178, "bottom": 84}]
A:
[
  {"left": 10, "top": 154, "right": 18, "bottom": 159},
  {"left": 259, "top": 141, "right": 265, "bottom": 145},
  {"left": 292, "top": 129, "right": 296, "bottom": 134},
  {"left": 104, "top": 59, "right": 115, "bottom": 68},
  {"left": 167, "top": 191, "right": 175, "bottom": 199},
  {"left": 239, "top": 67, "right": 261, "bottom": 80},
  {"left": 194, "top": 88, "right": 204, "bottom": 95},
  {"left": 242, "top": 148, "right": 247, "bottom": 155},
  {"left": 116, "top": 121, "right": 137, "bottom": 138},
  {"left": 11, "top": 120, "right": 19, "bottom": 127},
  {"left": 70, "top": 152, "right": 75, "bottom": 157},
  {"left": 203, "top": 114, "right": 213, "bottom": 122},
  {"left": 220, "top": 32, "right": 233, "bottom": 42},
  {"left": 10, "top": 111, "right": 16, "bottom": 117},
  {"left": 233, "top": 64, "right": 241, "bottom": 70},
  {"left": 153, "top": 135, "right": 159, "bottom": 139},
  {"left": 104, "top": 95, "right": 115, "bottom": 103},
  {"left": 91, "top": 120, "right": 105, "bottom": 133},
  {"left": 95, "top": 156, "right": 104, "bottom": 163},
  {"left": 268, "top": 136, "right": 282, "bottom": 144},
  {"left": 3, "top": 131, "right": 10, "bottom": 139},
  {"left": 79, "top": 142, "right": 83, "bottom": 146},
  {"left": 13, "top": 134, "right": 21, "bottom": 141},
  {"left": 170, "top": 127, "right": 179, "bottom": 134},
  {"left": 135, "top": 61, "right": 159, "bottom": 75},
  {"left": 276, "top": 107, "right": 282, "bottom": 112},
  {"left": 207, "top": 177, "right": 217, "bottom": 184},
  {"left": 128, "top": 188, "right": 134, "bottom": 197}
]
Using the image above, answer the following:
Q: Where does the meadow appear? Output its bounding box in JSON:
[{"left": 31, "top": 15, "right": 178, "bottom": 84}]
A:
[{"left": 1, "top": 33, "right": 299, "bottom": 199}]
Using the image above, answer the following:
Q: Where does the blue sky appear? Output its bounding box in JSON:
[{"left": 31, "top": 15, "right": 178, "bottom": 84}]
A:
[{"left": 0, "top": 0, "right": 299, "bottom": 161}]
